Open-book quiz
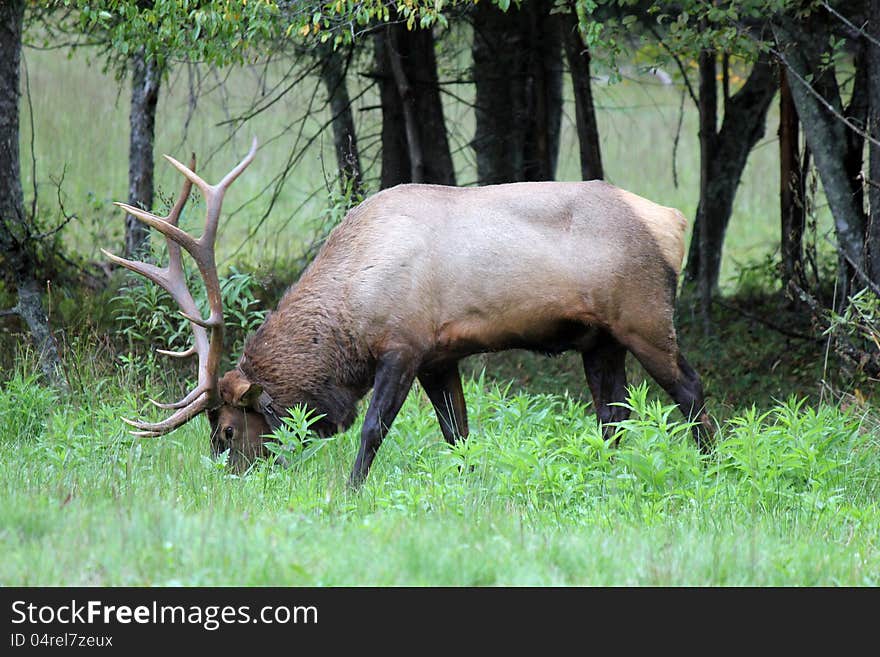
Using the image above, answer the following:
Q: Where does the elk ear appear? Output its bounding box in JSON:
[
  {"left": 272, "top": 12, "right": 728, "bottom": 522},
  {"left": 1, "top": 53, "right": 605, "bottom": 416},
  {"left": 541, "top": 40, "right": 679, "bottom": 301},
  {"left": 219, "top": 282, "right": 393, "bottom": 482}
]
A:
[{"left": 219, "top": 370, "right": 263, "bottom": 409}]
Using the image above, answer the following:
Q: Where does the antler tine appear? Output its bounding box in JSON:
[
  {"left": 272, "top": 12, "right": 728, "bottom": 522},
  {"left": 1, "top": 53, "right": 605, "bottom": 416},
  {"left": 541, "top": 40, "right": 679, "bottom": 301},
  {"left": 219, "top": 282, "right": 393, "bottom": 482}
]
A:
[
  {"left": 165, "top": 154, "right": 195, "bottom": 229},
  {"left": 100, "top": 249, "right": 170, "bottom": 290},
  {"left": 148, "top": 382, "right": 208, "bottom": 410},
  {"left": 163, "top": 153, "right": 211, "bottom": 198},
  {"left": 100, "top": 248, "right": 200, "bottom": 317},
  {"left": 217, "top": 137, "right": 259, "bottom": 191},
  {"left": 156, "top": 346, "right": 197, "bottom": 358},
  {"left": 108, "top": 143, "right": 259, "bottom": 437},
  {"left": 110, "top": 152, "right": 200, "bottom": 260},
  {"left": 112, "top": 203, "right": 201, "bottom": 255},
  {"left": 120, "top": 390, "right": 210, "bottom": 433}
]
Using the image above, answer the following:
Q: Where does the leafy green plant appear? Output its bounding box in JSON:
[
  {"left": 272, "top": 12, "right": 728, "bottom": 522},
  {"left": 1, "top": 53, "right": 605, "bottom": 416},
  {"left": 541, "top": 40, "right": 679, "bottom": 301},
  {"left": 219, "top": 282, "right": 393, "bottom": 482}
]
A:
[
  {"left": 819, "top": 287, "right": 880, "bottom": 383},
  {"left": 111, "top": 261, "right": 268, "bottom": 362},
  {"left": 3, "top": 364, "right": 880, "bottom": 585},
  {"left": 262, "top": 404, "right": 329, "bottom": 469},
  {"left": 712, "top": 397, "right": 859, "bottom": 511}
]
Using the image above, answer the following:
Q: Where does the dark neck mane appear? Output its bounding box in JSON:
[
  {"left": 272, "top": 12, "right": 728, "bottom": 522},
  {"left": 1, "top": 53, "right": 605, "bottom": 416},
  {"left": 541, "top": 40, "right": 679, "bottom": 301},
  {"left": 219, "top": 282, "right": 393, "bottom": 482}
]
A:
[{"left": 237, "top": 288, "right": 372, "bottom": 436}]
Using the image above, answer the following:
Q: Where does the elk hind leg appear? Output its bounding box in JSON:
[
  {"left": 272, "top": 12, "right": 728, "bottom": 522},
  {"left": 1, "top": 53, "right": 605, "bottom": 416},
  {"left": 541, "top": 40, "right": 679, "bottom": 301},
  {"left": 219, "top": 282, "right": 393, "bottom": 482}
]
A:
[{"left": 617, "top": 330, "right": 713, "bottom": 452}]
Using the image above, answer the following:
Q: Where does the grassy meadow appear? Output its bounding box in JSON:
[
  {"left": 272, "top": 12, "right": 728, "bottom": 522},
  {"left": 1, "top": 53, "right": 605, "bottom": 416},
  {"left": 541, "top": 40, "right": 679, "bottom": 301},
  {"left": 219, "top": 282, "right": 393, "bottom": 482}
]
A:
[{"left": 1, "top": 40, "right": 877, "bottom": 586}]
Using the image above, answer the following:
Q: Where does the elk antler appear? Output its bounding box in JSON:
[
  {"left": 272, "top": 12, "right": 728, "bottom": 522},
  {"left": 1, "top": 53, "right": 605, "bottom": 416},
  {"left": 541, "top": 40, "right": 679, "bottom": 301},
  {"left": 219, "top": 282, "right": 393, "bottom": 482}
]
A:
[{"left": 103, "top": 138, "right": 258, "bottom": 436}]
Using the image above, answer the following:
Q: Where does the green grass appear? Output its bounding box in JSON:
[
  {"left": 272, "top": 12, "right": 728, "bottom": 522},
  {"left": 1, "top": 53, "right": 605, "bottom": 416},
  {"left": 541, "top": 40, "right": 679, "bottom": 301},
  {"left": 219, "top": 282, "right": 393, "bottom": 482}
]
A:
[
  {"left": 2, "top": 360, "right": 879, "bottom": 586},
  {"left": 2, "top": 43, "right": 873, "bottom": 587}
]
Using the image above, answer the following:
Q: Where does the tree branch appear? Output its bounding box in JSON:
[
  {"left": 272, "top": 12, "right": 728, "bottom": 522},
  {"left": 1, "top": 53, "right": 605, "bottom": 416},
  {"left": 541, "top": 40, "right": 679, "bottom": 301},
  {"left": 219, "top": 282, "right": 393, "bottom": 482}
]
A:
[
  {"left": 648, "top": 24, "right": 699, "bottom": 107},
  {"left": 713, "top": 298, "right": 820, "bottom": 342},
  {"left": 821, "top": 1, "right": 880, "bottom": 49},
  {"left": 31, "top": 166, "right": 77, "bottom": 241},
  {"left": 672, "top": 87, "right": 685, "bottom": 188},
  {"left": 825, "top": 235, "right": 880, "bottom": 299}
]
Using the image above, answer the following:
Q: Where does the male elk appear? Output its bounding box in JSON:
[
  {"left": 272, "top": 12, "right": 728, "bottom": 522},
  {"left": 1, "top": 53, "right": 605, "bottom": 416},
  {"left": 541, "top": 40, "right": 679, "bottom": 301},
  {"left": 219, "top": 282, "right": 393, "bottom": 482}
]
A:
[{"left": 106, "top": 139, "right": 713, "bottom": 487}]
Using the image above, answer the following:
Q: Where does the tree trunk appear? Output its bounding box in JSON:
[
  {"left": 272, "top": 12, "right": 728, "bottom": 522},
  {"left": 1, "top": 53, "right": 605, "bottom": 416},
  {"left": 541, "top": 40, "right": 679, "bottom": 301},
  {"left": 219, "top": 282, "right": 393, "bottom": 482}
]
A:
[
  {"left": 562, "top": 11, "right": 603, "bottom": 180},
  {"left": 0, "top": 1, "right": 24, "bottom": 235},
  {"left": 375, "top": 22, "right": 454, "bottom": 188},
  {"left": 125, "top": 46, "right": 161, "bottom": 258},
  {"left": 472, "top": 1, "right": 523, "bottom": 184},
  {"left": 521, "top": 0, "right": 563, "bottom": 181},
  {"left": 386, "top": 24, "right": 427, "bottom": 184},
  {"left": 0, "top": 0, "right": 65, "bottom": 388},
  {"left": 845, "top": 46, "right": 868, "bottom": 230},
  {"left": 779, "top": 66, "right": 806, "bottom": 291},
  {"left": 868, "top": 0, "right": 880, "bottom": 284},
  {"left": 692, "top": 46, "right": 718, "bottom": 330},
  {"left": 772, "top": 17, "right": 867, "bottom": 307},
  {"left": 320, "top": 44, "right": 362, "bottom": 197},
  {"left": 685, "top": 53, "right": 777, "bottom": 315},
  {"left": 375, "top": 27, "right": 410, "bottom": 189},
  {"left": 471, "top": 0, "right": 563, "bottom": 184}
]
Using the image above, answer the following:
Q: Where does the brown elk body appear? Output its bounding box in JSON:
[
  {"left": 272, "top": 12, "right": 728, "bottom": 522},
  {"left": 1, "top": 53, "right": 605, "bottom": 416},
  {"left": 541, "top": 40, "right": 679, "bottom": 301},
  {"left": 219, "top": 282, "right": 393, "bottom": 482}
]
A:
[{"left": 108, "top": 143, "right": 713, "bottom": 486}]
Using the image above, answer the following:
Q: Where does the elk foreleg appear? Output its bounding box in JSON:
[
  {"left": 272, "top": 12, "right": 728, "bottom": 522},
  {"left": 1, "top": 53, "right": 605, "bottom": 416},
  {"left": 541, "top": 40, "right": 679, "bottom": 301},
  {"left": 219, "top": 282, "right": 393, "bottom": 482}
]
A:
[{"left": 349, "top": 351, "right": 418, "bottom": 488}]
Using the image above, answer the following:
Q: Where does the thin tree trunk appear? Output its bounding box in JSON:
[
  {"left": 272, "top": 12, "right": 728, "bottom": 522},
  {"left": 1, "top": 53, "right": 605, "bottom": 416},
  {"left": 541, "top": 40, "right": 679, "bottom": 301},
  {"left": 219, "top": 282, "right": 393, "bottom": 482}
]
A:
[
  {"left": 868, "top": 0, "right": 880, "bottom": 284},
  {"left": 125, "top": 46, "right": 161, "bottom": 258},
  {"left": 0, "top": 0, "right": 65, "bottom": 388},
  {"left": 685, "top": 53, "right": 777, "bottom": 311},
  {"left": 403, "top": 24, "right": 455, "bottom": 186},
  {"left": 0, "top": 1, "right": 24, "bottom": 234},
  {"left": 773, "top": 18, "right": 867, "bottom": 308},
  {"left": 471, "top": 1, "right": 524, "bottom": 184},
  {"left": 562, "top": 12, "right": 603, "bottom": 181},
  {"left": 522, "top": 0, "right": 563, "bottom": 181},
  {"left": 843, "top": 45, "right": 870, "bottom": 304},
  {"left": 319, "top": 45, "right": 362, "bottom": 197},
  {"left": 845, "top": 46, "right": 868, "bottom": 229},
  {"left": 695, "top": 46, "right": 718, "bottom": 330},
  {"left": 779, "top": 66, "right": 806, "bottom": 291},
  {"left": 386, "top": 24, "right": 426, "bottom": 183}
]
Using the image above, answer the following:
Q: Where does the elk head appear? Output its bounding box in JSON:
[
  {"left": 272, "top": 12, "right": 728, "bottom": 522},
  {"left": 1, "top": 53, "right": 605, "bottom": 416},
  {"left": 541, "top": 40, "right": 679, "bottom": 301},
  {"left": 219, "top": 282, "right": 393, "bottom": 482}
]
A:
[{"left": 103, "top": 139, "right": 269, "bottom": 471}]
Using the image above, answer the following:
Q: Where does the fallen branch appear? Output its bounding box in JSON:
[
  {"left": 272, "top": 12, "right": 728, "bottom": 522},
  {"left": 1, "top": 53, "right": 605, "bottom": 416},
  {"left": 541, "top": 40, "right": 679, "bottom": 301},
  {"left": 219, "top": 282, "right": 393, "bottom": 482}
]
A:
[{"left": 713, "top": 297, "right": 820, "bottom": 342}]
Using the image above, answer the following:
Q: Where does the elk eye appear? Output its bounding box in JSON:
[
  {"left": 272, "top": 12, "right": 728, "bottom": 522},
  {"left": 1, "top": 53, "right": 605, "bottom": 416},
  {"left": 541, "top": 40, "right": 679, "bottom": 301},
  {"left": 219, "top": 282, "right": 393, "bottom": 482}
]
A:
[{"left": 224, "top": 426, "right": 234, "bottom": 441}]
